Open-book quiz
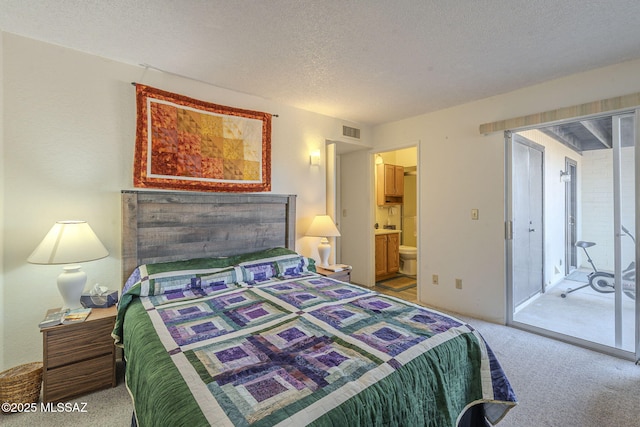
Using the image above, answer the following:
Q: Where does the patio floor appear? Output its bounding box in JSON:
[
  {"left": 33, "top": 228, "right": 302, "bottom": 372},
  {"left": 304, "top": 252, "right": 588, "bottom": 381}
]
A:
[{"left": 514, "top": 271, "right": 636, "bottom": 351}]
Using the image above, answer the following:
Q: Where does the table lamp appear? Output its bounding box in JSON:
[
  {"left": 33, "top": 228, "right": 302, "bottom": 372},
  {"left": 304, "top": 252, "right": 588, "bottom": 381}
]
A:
[
  {"left": 28, "top": 220, "right": 109, "bottom": 309},
  {"left": 306, "top": 215, "right": 341, "bottom": 267}
]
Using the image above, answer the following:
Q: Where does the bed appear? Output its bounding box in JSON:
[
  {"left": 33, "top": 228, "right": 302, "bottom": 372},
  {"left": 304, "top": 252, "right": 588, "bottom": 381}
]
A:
[{"left": 114, "top": 190, "right": 516, "bottom": 427}]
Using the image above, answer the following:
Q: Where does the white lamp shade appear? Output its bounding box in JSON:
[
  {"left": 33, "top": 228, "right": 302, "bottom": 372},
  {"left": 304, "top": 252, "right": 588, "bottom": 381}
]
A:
[
  {"left": 28, "top": 221, "right": 109, "bottom": 309},
  {"left": 306, "top": 215, "right": 341, "bottom": 238},
  {"left": 28, "top": 221, "right": 109, "bottom": 265},
  {"left": 307, "top": 215, "right": 340, "bottom": 267}
]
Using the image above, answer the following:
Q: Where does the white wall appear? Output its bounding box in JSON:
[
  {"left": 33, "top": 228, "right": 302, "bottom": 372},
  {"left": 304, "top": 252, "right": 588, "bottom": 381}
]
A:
[
  {"left": 0, "top": 33, "right": 369, "bottom": 369},
  {"left": 581, "top": 146, "right": 636, "bottom": 272},
  {"left": 340, "top": 149, "right": 373, "bottom": 286},
  {"left": 341, "top": 58, "right": 640, "bottom": 323},
  {"left": 0, "top": 30, "right": 4, "bottom": 370}
]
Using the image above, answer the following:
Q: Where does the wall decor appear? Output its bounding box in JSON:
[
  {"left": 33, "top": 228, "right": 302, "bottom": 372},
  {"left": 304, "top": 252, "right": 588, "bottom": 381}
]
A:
[{"left": 134, "top": 84, "right": 271, "bottom": 192}]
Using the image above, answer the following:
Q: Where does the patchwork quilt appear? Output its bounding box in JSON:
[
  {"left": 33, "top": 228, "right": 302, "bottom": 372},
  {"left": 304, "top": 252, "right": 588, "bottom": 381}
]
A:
[{"left": 113, "top": 248, "right": 516, "bottom": 427}]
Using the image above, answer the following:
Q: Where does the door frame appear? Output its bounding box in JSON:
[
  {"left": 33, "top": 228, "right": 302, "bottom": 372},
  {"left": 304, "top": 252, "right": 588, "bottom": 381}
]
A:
[
  {"left": 635, "top": 109, "right": 640, "bottom": 364},
  {"left": 612, "top": 113, "right": 637, "bottom": 350},
  {"left": 564, "top": 157, "right": 578, "bottom": 275}
]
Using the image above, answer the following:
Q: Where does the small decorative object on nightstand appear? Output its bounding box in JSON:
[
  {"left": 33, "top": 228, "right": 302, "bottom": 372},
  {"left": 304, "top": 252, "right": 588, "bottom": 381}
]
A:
[
  {"left": 316, "top": 264, "right": 352, "bottom": 283},
  {"left": 40, "top": 305, "right": 117, "bottom": 402}
]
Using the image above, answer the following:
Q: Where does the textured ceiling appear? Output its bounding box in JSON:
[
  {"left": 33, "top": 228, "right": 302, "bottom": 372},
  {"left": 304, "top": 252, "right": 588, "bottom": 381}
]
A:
[{"left": 2, "top": 0, "right": 640, "bottom": 125}]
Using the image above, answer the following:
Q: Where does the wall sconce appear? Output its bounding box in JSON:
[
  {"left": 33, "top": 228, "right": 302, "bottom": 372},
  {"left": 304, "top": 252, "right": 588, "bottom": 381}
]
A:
[
  {"left": 375, "top": 154, "right": 384, "bottom": 165},
  {"left": 560, "top": 170, "right": 571, "bottom": 183},
  {"left": 310, "top": 150, "right": 321, "bottom": 166}
]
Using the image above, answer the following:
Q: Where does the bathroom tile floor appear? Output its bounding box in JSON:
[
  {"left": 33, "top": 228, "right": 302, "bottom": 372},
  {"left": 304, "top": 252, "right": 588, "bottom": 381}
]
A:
[{"left": 375, "top": 274, "right": 417, "bottom": 291}]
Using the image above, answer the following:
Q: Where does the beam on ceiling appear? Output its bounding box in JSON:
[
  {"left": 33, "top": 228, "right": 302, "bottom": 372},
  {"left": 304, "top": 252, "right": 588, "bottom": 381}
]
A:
[
  {"left": 579, "top": 119, "right": 612, "bottom": 148},
  {"left": 539, "top": 127, "right": 583, "bottom": 153}
]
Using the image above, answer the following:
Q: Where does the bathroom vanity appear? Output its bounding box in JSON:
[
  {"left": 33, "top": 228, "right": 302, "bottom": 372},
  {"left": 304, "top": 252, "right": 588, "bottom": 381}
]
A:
[{"left": 375, "top": 230, "right": 400, "bottom": 281}]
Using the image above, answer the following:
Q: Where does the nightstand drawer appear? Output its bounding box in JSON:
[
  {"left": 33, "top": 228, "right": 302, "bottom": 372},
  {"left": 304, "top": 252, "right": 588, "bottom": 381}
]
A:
[
  {"left": 45, "top": 318, "right": 114, "bottom": 368},
  {"left": 44, "top": 353, "right": 114, "bottom": 402},
  {"left": 315, "top": 266, "right": 352, "bottom": 283},
  {"left": 328, "top": 269, "right": 351, "bottom": 283}
]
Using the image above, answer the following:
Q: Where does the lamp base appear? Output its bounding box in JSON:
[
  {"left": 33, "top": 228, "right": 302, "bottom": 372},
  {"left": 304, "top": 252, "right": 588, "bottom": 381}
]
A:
[
  {"left": 317, "top": 238, "right": 331, "bottom": 267},
  {"left": 57, "top": 265, "right": 87, "bottom": 310}
]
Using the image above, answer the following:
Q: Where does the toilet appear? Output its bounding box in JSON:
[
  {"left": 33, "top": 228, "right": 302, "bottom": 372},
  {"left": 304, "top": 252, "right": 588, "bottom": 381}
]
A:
[{"left": 399, "top": 245, "right": 417, "bottom": 276}]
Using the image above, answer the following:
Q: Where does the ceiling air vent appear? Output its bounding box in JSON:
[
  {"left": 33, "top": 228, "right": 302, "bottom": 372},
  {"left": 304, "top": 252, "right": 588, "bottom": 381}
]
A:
[{"left": 342, "top": 125, "right": 361, "bottom": 139}]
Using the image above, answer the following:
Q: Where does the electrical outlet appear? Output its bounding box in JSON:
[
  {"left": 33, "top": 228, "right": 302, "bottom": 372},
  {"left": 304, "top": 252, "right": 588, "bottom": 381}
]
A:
[
  {"left": 471, "top": 209, "right": 479, "bottom": 220},
  {"left": 432, "top": 274, "right": 439, "bottom": 285},
  {"left": 455, "top": 278, "right": 463, "bottom": 289}
]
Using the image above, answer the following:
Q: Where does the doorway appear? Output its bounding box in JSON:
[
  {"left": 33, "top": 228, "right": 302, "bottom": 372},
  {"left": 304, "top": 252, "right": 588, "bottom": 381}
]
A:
[
  {"left": 508, "top": 111, "right": 639, "bottom": 360},
  {"left": 372, "top": 147, "right": 418, "bottom": 301},
  {"left": 330, "top": 140, "right": 420, "bottom": 297}
]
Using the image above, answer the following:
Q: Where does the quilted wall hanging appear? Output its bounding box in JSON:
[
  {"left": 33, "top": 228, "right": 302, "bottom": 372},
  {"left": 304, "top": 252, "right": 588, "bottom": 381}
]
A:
[{"left": 133, "top": 84, "right": 272, "bottom": 192}]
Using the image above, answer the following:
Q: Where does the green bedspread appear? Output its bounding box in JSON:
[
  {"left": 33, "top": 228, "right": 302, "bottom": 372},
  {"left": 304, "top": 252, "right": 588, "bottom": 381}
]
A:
[{"left": 114, "top": 248, "right": 516, "bottom": 426}]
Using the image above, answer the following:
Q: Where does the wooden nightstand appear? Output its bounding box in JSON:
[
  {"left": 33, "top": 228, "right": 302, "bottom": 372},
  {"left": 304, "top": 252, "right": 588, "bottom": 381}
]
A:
[
  {"left": 315, "top": 265, "right": 352, "bottom": 283},
  {"left": 41, "top": 306, "right": 117, "bottom": 402}
]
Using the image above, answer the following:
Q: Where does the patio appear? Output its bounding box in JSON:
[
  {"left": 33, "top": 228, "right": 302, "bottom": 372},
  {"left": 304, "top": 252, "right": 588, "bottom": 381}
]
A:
[{"left": 514, "top": 270, "right": 636, "bottom": 351}]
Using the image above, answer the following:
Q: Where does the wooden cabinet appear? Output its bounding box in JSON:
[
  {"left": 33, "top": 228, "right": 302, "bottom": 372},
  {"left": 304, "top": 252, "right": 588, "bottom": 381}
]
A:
[
  {"left": 375, "top": 235, "right": 389, "bottom": 278},
  {"left": 377, "top": 163, "right": 404, "bottom": 205},
  {"left": 375, "top": 232, "right": 400, "bottom": 281},
  {"left": 315, "top": 265, "right": 352, "bottom": 283},
  {"left": 41, "top": 306, "right": 117, "bottom": 402},
  {"left": 387, "top": 233, "right": 400, "bottom": 274}
]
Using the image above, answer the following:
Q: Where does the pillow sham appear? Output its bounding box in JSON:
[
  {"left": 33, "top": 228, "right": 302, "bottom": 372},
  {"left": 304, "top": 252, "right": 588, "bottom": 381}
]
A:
[
  {"left": 238, "top": 253, "right": 315, "bottom": 283},
  {"left": 147, "top": 267, "right": 244, "bottom": 306},
  {"left": 276, "top": 255, "right": 312, "bottom": 277},
  {"left": 240, "top": 261, "right": 278, "bottom": 284}
]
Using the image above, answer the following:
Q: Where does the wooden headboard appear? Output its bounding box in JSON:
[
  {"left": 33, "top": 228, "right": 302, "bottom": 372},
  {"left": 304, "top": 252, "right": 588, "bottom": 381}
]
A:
[{"left": 121, "top": 190, "right": 296, "bottom": 285}]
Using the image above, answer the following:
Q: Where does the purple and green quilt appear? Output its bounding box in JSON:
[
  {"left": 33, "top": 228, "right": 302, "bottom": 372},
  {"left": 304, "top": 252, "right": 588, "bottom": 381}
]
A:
[{"left": 114, "top": 250, "right": 516, "bottom": 426}]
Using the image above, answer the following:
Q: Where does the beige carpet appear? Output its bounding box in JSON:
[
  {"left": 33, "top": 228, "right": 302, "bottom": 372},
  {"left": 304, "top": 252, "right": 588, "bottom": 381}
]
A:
[
  {"left": 4, "top": 317, "right": 640, "bottom": 427},
  {"left": 455, "top": 313, "right": 640, "bottom": 427}
]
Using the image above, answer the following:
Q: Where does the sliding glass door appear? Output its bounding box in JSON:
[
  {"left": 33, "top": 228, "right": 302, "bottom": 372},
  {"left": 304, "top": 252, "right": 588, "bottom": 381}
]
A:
[{"left": 507, "top": 111, "right": 639, "bottom": 362}]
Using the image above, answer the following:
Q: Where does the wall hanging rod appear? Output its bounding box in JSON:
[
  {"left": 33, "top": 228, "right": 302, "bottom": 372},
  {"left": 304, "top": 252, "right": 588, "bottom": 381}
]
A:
[{"left": 131, "top": 64, "right": 279, "bottom": 117}]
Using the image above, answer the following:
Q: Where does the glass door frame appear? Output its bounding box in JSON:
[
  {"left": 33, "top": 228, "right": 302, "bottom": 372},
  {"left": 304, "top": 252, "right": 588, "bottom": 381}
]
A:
[
  {"left": 635, "top": 109, "right": 640, "bottom": 363},
  {"left": 613, "top": 113, "right": 635, "bottom": 350}
]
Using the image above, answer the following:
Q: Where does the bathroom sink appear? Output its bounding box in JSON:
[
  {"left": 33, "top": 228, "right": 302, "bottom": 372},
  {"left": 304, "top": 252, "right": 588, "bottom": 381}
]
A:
[{"left": 374, "top": 229, "right": 402, "bottom": 235}]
